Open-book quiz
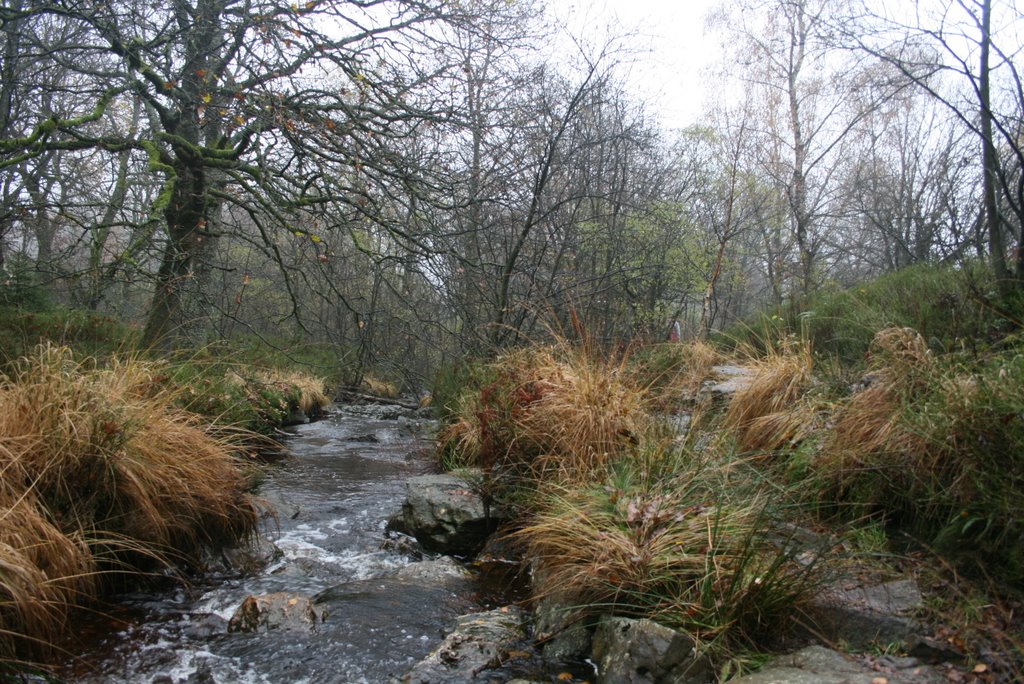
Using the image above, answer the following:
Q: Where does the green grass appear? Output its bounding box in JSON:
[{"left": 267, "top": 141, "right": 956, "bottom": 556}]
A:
[
  {"left": 717, "top": 261, "right": 1020, "bottom": 366},
  {"left": 0, "top": 305, "right": 137, "bottom": 368},
  {"left": 515, "top": 444, "right": 827, "bottom": 661},
  {"left": 0, "top": 305, "right": 333, "bottom": 436}
]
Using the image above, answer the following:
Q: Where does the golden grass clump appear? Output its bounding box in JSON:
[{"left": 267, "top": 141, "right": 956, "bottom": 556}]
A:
[
  {"left": 634, "top": 340, "right": 721, "bottom": 408},
  {"left": 723, "top": 337, "right": 815, "bottom": 453},
  {"left": 258, "top": 368, "right": 331, "bottom": 415},
  {"left": 359, "top": 374, "right": 399, "bottom": 399},
  {"left": 0, "top": 344, "right": 257, "bottom": 666},
  {"left": 438, "top": 344, "right": 649, "bottom": 482},
  {"left": 516, "top": 459, "right": 821, "bottom": 652},
  {"left": 821, "top": 327, "right": 936, "bottom": 485},
  {"left": 514, "top": 346, "right": 648, "bottom": 479}
]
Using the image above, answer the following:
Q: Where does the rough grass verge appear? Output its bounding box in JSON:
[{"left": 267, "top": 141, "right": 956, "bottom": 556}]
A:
[
  {"left": 0, "top": 345, "right": 258, "bottom": 667},
  {"left": 515, "top": 449, "right": 826, "bottom": 661},
  {"left": 723, "top": 336, "right": 816, "bottom": 454},
  {"left": 437, "top": 343, "right": 648, "bottom": 482}
]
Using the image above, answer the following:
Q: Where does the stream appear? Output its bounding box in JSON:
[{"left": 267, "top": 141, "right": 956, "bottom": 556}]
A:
[{"left": 56, "top": 404, "right": 520, "bottom": 684}]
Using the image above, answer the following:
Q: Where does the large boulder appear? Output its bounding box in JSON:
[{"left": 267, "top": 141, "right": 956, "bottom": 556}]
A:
[
  {"left": 387, "top": 472, "right": 505, "bottom": 556},
  {"left": 227, "top": 592, "right": 322, "bottom": 634},
  {"left": 591, "top": 617, "right": 710, "bottom": 684},
  {"left": 401, "top": 606, "right": 526, "bottom": 683}
]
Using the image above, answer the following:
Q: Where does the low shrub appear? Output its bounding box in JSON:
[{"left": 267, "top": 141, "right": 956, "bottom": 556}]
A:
[
  {"left": 719, "top": 262, "right": 1015, "bottom": 365},
  {"left": 0, "top": 306, "right": 135, "bottom": 369}
]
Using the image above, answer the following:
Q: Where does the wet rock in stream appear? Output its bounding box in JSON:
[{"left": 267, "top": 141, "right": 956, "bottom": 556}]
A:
[
  {"left": 400, "top": 606, "right": 527, "bottom": 683},
  {"left": 591, "top": 617, "right": 710, "bottom": 684},
  {"left": 387, "top": 471, "right": 507, "bottom": 556},
  {"left": 227, "top": 592, "right": 323, "bottom": 634}
]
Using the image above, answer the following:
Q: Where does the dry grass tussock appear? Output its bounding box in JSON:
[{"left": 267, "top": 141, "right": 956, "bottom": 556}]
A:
[
  {"left": 0, "top": 345, "right": 257, "bottom": 665},
  {"left": 636, "top": 340, "right": 721, "bottom": 409},
  {"left": 257, "top": 368, "right": 330, "bottom": 414},
  {"left": 438, "top": 344, "right": 648, "bottom": 481},
  {"left": 516, "top": 457, "right": 823, "bottom": 652},
  {"left": 724, "top": 337, "right": 815, "bottom": 453},
  {"left": 820, "top": 328, "right": 936, "bottom": 494}
]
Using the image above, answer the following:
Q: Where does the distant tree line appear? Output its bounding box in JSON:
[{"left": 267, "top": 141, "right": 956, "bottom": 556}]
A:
[{"left": 1, "top": 0, "right": 1020, "bottom": 387}]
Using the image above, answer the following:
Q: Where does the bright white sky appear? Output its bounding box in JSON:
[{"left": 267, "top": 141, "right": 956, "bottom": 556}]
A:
[{"left": 547, "top": 0, "right": 722, "bottom": 131}]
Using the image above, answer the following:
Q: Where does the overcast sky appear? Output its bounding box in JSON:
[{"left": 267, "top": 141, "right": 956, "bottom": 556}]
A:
[{"left": 546, "top": 0, "right": 722, "bottom": 130}]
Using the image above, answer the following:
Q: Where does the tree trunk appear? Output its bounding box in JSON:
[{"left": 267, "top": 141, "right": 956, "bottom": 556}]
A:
[
  {"left": 140, "top": 163, "right": 211, "bottom": 349},
  {"left": 978, "top": 0, "right": 1010, "bottom": 292}
]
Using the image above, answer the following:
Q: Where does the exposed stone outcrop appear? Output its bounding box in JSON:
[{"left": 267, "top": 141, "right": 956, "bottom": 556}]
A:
[
  {"left": 702, "top": 365, "right": 756, "bottom": 398},
  {"left": 387, "top": 471, "right": 506, "bottom": 556},
  {"left": 808, "top": 579, "right": 924, "bottom": 649},
  {"left": 401, "top": 606, "right": 526, "bottom": 683},
  {"left": 727, "top": 645, "right": 945, "bottom": 684}
]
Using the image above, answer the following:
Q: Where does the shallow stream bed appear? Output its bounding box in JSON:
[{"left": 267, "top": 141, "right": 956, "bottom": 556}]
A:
[{"left": 57, "top": 405, "right": 508, "bottom": 684}]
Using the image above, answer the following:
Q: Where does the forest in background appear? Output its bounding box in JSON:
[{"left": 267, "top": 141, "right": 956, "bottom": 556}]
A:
[{"left": 1, "top": 0, "right": 1022, "bottom": 387}]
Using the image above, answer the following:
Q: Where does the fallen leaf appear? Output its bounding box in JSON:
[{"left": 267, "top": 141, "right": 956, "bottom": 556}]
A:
[{"left": 972, "top": 663, "right": 988, "bottom": 674}]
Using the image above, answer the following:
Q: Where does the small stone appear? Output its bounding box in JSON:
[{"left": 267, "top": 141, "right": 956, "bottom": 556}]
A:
[{"left": 227, "top": 592, "right": 321, "bottom": 634}]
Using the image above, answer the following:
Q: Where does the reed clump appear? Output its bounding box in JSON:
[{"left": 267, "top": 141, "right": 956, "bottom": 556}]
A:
[
  {"left": 0, "top": 344, "right": 257, "bottom": 666},
  {"left": 437, "top": 343, "right": 648, "bottom": 481},
  {"left": 723, "top": 336, "right": 817, "bottom": 454},
  {"left": 515, "top": 447, "right": 824, "bottom": 658}
]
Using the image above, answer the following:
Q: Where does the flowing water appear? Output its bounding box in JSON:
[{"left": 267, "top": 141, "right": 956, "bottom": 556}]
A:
[{"left": 57, "top": 405, "right": 515, "bottom": 684}]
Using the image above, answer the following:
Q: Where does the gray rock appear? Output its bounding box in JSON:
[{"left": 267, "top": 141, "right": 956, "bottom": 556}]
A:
[
  {"left": 393, "top": 557, "right": 470, "bottom": 583},
  {"left": 728, "top": 645, "right": 945, "bottom": 684},
  {"left": 533, "top": 595, "right": 592, "bottom": 660},
  {"left": 226, "top": 592, "right": 322, "bottom": 634},
  {"left": 182, "top": 613, "right": 228, "bottom": 639},
  {"left": 905, "top": 634, "right": 967, "bottom": 663},
  {"left": 216, "top": 534, "right": 282, "bottom": 574},
  {"left": 401, "top": 606, "right": 526, "bottom": 683},
  {"left": 387, "top": 472, "right": 505, "bottom": 556},
  {"left": 591, "top": 617, "right": 710, "bottom": 684},
  {"left": 346, "top": 432, "right": 381, "bottom": 443},
  {"left": 381, "top": 530, "right": 424, "bottom": 558},
  {"left": 808, "top": 579, "right": 924, "bottom": 649}
]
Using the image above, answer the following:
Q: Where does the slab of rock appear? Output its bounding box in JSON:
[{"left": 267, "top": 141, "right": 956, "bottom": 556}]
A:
[
  {"left": 387, "top": 472, "right": 505, "bottom": 556},
  {"left": 702, "top": 365, "right": 755, "bottom": 398},
  {"left": 591, "top": 617, "right": 710, "bottom": 684},
  {"left": 809, "top": 579, "right": 924, "bottom": 649},
  {"left": 227, "top": 592, "right": 322, "bottom": 634},
  {"left": 393, "top": 557, "right": 470, "bottom": 584},
  {"left": 533, "top": 594, "right": 592, "bottom": 660},
  {"left": 401, "top": 606, "right": 526, "bottom": 683},
  {"left": 728, "top": 645, "right": 945, "bottom": 684}
]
